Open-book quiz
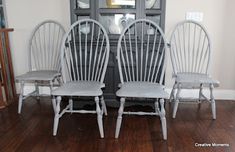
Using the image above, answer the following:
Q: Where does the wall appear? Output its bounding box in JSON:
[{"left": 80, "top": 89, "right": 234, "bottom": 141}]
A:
[
  {"left": 165, "top": 0, "right": 227, "bottom": 88},
  {"left": 5, "top": 0, "right": 70, "bottom": 92},
  {"left": 220, "top": 0, "right": 235, "bottom": 89},
  {"left": 5, "top": 0, "right": 235, "bottom": 98}
]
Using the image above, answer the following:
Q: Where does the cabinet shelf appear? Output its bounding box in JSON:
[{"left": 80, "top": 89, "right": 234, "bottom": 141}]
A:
[
  {"left": 99, "top": 8, "right": 136, "bottom": 14},
  {"left": 74, "top": 9, "right": 91, "bottom": 15},
  {"left": 145, "top": 9, "right": 162, "bottom": 14}
]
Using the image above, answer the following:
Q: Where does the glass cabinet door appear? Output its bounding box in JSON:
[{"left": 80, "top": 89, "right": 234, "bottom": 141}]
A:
[
  {"left": 146, "top": 15, "right": 160, "bottom": 25},
  {"left": 76, "top": 0, "right": 90, "bottom": 9},
  {"left": 73, "top": 0, "right": 164, "bottom": 29},
  {"left": 99, "top": 13, "right": 135, "bottom": 34},
  {"left": 145, "top": 0, "right": 160, "bottom": 9}
]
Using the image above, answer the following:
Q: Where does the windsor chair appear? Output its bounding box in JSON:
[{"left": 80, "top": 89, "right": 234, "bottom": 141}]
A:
[
  {"left": 115, "top": 19, "right": 168, "bottom": 140},
  {"left": 16, "top": 20, "right": 65, "bottom": 114},
  {"left": 52, "top": 19, "right": 110, "bottom": 138},
  {"left": 169, "top": 20, "right": 219, "bottom": 119}
]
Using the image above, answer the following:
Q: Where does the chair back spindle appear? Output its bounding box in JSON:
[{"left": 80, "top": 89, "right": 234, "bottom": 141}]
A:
[
  {"left": 117, "top": 19, "right": 167, "bottom": 85},
  {"left": 29, "top": 20, "right": 65, "bottom": 71},
  {"left": 169, "top": 20, "right": 211, "bottom": 76},
  {"left": 61, "top": 19, "right": 110, "bottom": 83}
]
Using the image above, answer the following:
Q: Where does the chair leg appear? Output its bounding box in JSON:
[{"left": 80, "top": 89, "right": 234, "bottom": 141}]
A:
[
  {"left": 100, "top": 96, "right": 107, "bottom": 116},
  {"left": 173, "top": 83, "right": 181, "bottom": 118},
  {"left": 115, "top": 98, "right": 125, "bottom": 138},
  {"left": 169, "top": 82, "right": 177, "bottom": 103},
  {"left": 154, "top": 100, "right": 159, "bottom": 113},
  {"left": 69, "top": 98, "right": 73, "bottom": 113},
  {"left": 18, "top": 82, "right": 25, "bottom": 114},
  {"left": 95, "top": 96, "right": 104, "bottom": 138},
  {"left": 198, "top": 84, "right": 203, "bottom": 103},
  {"left": 210, "top": 84, "right": 216, "bottom": 119},
  {"left": 52, "top": 96, "right": 56, "bottom": 114},
  {"left": 159, "top": 99, "right": 167, "bottom": 140},
  {"left": 53, "top": 96, "right": 61, "bottom": 136},
  {"left": 35, "top": 82, "right": 40, "bottom": 100},
  {"left": 49, "top": 80, "right": 54, "bottom": 95}
]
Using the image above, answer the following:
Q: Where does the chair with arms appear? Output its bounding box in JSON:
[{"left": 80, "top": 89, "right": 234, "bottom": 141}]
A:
[
  {"left": 115, "top": 19, "right": 168, "bottom": 140},
  {"left": 16, "top": 20, "right": 65, "bottom": 114},
  {"left": 52, "top": 19, "right": 110, "bottom": 138},
  {"left": 169, "top": 20, "right": 219, "bottom": 119}
]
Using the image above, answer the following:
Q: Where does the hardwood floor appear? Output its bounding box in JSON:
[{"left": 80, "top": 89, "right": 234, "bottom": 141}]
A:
[{"left": 0, "top": 97, "right": 234, "bottom": 152}]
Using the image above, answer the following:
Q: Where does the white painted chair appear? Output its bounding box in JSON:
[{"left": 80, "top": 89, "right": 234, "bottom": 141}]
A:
[
  {"left": 52, "top": 19, "right": 110, "bottom": 138},
  {"left": 16, "top": 20, "right": 65, "bottom": 114},
  {"left": 169, "top": 20, "right": 219, "bottom": 119},
  {"left": 115, "top": 19, "right": 168, "bottom": 140}
]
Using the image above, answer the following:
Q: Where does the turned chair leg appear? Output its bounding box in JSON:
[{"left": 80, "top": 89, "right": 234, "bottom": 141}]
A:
[
  {"left": 198, "top": 84, "right": 203, "bottom": 103},
  {"left": 53, "top": 96, "right": 61, "bottom": 136},
  {"left": 210, "top": 84, "right": 216, "bottom": 119},
  {"left": 173, "top": 83, "right": 181, "bottom": 118},
  {"left": 100, "top": 96, "right": 108, "bottom": 116},
  {"left": 115, "top": 98, "right": 125, "bottom": 138},
  {"left": 35, "top": 82, "right": 40, "bottom": 100},
  {"left": 95, "top": 96, "right": 104, "bottom": 138},
  {"left": 159, "top": 99, "right": 167, "bottom": 140},
  {"left": 69, "top": 98, "right": 73, "bottom": 114},
  {"left": 49, "top": 80, "right": 54, "bottom": 95},
  {"left": 52, "top": 96, "right": 56, "bottom": 114},
  {"left": 169, "top": 82, "right": 177, "bottom": 103},
  {"left": 18, "top": 82, "right": 25, "bottom": 114},
  {"left": 154, "top": 100, "right": 160, "bottom": 113}
]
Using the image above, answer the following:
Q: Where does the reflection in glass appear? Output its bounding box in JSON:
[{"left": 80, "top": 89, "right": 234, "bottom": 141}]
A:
[
  {"left": 146, "top": 15, "right": 160, "bottom": 26},
  {"left": 99, "top": 0, "right": 135, "bottom": 9},
  {"left": 99, "top": 14, "right": 135, "bottom": 34},
  {"left": 76, "top": 16, "right": 92, "bottom": 34},
  {"left": 145, "top": 0, "right": 160, "bottom": 9},
  {"left": 76, "top": 0, "right": 90, "bottom": 9}
]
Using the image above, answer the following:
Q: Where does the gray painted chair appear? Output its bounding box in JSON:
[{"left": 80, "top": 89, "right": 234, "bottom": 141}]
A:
[
  {"left": 115, "top": 19, "right": 168, "bottom": 140},
  {"left": 169, "top": 20, "right": 219, "bottom": 119},
  {"left": 52, "top": 19, "right": 110, "bottom": 138},
  {"left": 16, "top": 20, "right": 65, "bottom": 114}
]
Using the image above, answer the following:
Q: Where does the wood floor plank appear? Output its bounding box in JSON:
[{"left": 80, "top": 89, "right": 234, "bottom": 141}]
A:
[{"left": 0, "top": 98, "right": 234, "bottom": 152}]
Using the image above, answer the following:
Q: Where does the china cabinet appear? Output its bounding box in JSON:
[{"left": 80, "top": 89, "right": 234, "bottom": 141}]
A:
[{"left": 70, "top": 0, "right": 166, "bottom": 100}]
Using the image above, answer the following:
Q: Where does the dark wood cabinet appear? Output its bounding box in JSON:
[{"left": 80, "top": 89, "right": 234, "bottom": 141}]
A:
[{"left": 70, "top": 0, "right": 166, "bottom": 101}]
